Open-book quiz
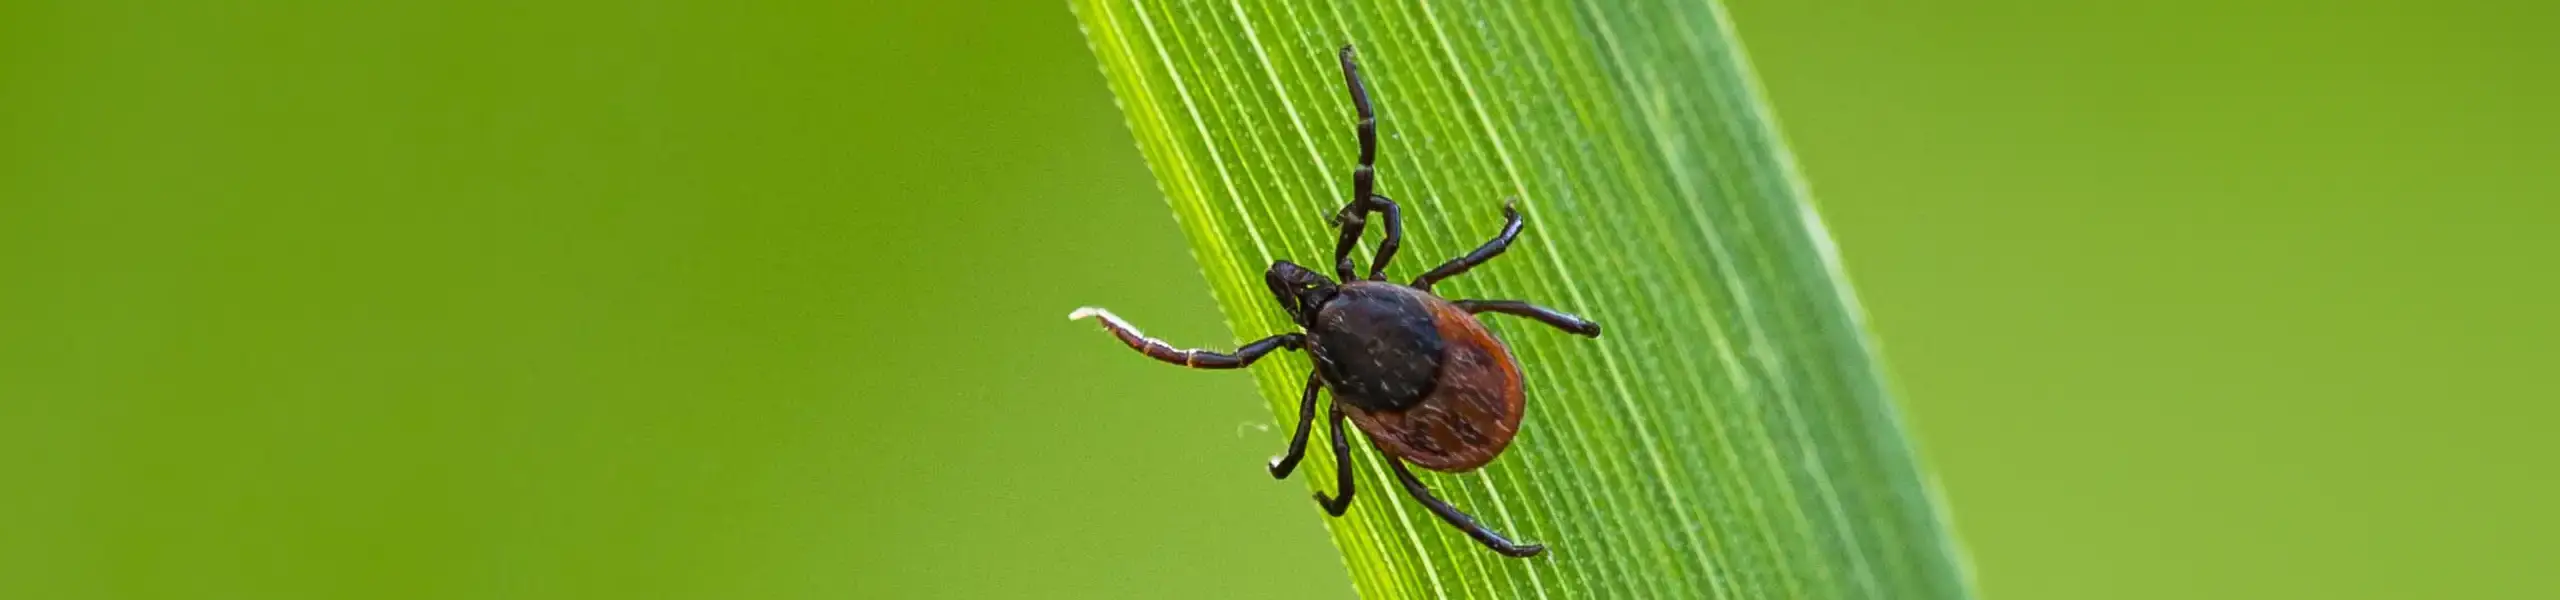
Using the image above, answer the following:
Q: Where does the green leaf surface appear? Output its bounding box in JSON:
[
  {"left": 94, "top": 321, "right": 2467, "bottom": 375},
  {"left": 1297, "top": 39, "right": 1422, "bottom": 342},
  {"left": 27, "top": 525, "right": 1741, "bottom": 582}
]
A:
[{"left": 1070, "top": 1, "right": 1975, "bottom": 598}]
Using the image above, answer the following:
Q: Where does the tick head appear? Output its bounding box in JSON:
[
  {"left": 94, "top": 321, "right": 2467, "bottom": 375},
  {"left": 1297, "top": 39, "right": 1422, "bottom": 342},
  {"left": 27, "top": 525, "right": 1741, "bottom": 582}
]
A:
[{"left": 1263, "top": 260, "right": 1337, "bottom": 325}]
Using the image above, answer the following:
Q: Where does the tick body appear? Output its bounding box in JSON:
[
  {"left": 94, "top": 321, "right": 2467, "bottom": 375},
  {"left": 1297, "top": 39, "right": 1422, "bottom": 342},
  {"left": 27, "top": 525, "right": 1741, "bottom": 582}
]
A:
[
  {"left": 1071, "top": 44, "right": 1600, "bottom": 558},
  {"left": 1314, "top": 281, "right": 1526, "bottom": 472}
]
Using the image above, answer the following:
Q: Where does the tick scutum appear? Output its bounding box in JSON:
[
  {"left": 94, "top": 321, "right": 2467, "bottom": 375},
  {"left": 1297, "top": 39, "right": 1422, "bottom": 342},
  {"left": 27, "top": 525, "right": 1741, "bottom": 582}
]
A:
[{"left": 1309, "top": 281, "right": 1444, "bottom": 412}]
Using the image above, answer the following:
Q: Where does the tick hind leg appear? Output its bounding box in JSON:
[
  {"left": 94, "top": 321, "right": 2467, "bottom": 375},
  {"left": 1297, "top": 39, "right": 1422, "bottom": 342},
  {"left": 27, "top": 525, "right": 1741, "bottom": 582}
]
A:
[
  {"left": 1331, "top": 45, "right": 1402, "bottom": 282},
  {"left": 1382, "top": 452, "right": 1546, "bottom": 557},
  {"left": 1413, "top": 199, "right": 1523, "bottom": 291},
  {"left": 1069, "top": 307, "right": 1304, "bottom": 368},
  {"left": 1456, "top": 300, "right": 1601, "bottom": 337}
]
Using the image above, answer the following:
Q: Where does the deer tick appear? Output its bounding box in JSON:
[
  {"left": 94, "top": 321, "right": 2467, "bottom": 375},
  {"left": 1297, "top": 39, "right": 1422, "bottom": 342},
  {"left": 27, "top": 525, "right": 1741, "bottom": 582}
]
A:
[{"left": 1071, "top": 45, "right": 1599, "bottom": 558}]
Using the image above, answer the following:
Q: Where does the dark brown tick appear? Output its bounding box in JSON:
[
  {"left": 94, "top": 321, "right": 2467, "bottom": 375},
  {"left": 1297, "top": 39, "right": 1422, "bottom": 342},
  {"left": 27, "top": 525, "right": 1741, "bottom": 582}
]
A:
[{"left": 1071, "top": 45, "right": 1600, "bottom": 558}]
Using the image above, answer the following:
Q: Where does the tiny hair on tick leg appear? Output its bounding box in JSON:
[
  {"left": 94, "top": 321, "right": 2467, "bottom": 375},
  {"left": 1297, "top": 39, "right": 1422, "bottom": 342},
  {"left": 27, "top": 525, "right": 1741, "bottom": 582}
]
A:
[{"left": 1069, "top": 43, "right": 1601, "bottom": 559}]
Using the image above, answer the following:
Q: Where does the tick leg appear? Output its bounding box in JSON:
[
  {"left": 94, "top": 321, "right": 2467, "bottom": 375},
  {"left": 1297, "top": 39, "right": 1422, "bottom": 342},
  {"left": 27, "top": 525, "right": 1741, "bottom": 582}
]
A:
[
  {"left": 1313, "top": 403, "right": 1357, "bottom": 516},
  {"left": 1330, "top": 196, "right": 1404, "bottom": 284},
  {"left": 1383, "top": 454, "right": 1547, "bottom": 558},
  {"left": 1331, "top": 204, "right": 1365, "bottom": 282},
  {"left": 1361, "top": 195, "right": 1402, "bottom": 281},
  {"left": 1269, "top": 374, "right": 1323, "bottom": 479},
  {"left": 1341, "top": 45, "right": 1379, "bottom": 215},
  {"left": 1070, "top": 307, "right": 1304, "bottom": 368},
  {"left": 1455, "top": 300, "right": 1601, "bottom": 337},
  {"left": 1330, "top": 45, "right": 1403, "bottom": 281},
  {"left": 1413, "top": 199, "right": 1523, "bottom": 291}
]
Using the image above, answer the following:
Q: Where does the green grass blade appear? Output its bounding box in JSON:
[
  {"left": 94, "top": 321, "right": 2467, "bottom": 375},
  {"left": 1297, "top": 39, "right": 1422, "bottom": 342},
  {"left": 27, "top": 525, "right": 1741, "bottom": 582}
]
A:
[{"left": 1070, "top": 1, "right": 1975, "bottom": 597}]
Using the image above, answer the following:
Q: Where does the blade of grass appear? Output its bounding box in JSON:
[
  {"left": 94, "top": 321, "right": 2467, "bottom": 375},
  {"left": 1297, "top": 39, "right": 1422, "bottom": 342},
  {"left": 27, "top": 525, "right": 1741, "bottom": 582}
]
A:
[{"left": 1071, "top": 1, "right": 1976, "bottom": 597}]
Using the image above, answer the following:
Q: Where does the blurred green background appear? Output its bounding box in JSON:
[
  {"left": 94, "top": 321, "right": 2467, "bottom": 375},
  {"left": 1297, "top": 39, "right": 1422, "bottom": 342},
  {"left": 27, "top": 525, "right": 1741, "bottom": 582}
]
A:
[{"left": 3, "top": 0, "right": 2552, "bottom": 598}]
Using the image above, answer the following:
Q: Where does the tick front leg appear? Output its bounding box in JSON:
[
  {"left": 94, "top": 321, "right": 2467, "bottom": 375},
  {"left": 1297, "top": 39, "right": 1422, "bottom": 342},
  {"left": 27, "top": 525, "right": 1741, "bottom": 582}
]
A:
[
  {"left": 1340, "top": 45, "right": 1379, "bottom": 214},
  {"left": 1333, "top": 195, "right": 1404, "bottom": 283},
  {"left": 1070, "top": 307, "right": 1304, "bottom": 368},
  {"left": 1313, "top": 403, "right": 1357, "bottom": 516},
  {"left": 1365, "top": 196, "right": 1404, "bottom": 281},
  {"left": 1330, "top": 45, "right": 1403, "bottom": 282},
  {"left": 1383, "top": 454, "right": 1546, "bottom": 558},
  {"left": 1269, "top": 375, "right": 1323, "bottom": 479},
  {"left": 1455, "top": 300, "right": 1601, "bottom": 337}
]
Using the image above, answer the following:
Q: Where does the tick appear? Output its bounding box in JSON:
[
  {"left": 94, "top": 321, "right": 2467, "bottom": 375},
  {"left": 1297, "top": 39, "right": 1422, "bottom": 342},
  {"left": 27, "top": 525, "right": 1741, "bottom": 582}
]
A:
[{"left": 1071, "top": 45, "right": 1600, "bottom": 558}]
